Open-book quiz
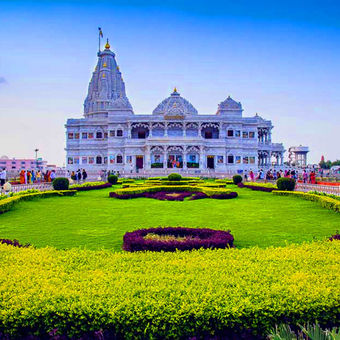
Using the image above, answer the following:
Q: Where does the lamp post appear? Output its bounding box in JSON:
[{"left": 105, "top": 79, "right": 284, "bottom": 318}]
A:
[{"left": 34, "top": 148, "right": 39, "bottom": 170}]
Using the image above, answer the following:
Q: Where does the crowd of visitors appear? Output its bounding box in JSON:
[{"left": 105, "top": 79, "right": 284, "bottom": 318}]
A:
[
  {"left": 243, "top": 168, "right": 317, "bottom": 184},
  {"left": 17, "top": 169, "right": 57, "bottom": 184}
]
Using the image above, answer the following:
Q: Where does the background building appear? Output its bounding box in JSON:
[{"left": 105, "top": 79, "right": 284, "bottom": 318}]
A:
[
  {"left": 65, "top": 40, "right": 285, "bottom": 176},
  {"left": 288, "top": 146, "right": 309, "bottom": 167}
]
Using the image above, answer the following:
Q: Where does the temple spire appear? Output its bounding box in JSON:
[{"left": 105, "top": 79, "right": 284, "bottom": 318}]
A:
[{"left": 83, "top": 45, "right": 133, "bottom": 116}]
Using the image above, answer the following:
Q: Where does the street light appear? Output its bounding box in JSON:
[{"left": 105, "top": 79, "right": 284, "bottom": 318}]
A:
[{"left": 34, "top": 148, "right": 39, "bottom": 170}]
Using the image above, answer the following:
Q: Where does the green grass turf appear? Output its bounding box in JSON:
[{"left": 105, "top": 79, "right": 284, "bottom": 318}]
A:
[{"left": 0, "top": 185, "right": 338, "bottom": 251}]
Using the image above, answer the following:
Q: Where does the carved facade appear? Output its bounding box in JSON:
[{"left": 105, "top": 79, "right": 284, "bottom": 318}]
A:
[{"left": 65, "top": 41, "right": 285, "bottom": 174}]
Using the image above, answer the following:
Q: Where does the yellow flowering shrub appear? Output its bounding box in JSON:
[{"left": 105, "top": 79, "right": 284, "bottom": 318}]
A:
[{"left": 0, "top": 242, "right": 339, "bottom": 338}]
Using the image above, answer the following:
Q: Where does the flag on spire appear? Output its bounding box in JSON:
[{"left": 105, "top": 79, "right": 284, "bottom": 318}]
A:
[{"left": 98, "top": 27, "right": 103, "bottom": 37}]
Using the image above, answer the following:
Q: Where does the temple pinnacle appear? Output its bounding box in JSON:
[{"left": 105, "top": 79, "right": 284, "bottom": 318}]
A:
[{"left": 105, "top": 39, "right": 110, "bottom": 50}]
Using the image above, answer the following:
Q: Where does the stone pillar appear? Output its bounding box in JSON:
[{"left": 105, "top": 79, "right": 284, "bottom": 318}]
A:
[
  {"left": 164, "top": 123, "right": 168, "bottom": 137},
  {"left": 145, "top": 146, "right": 151, "bottom": 170},
  {"left": 164, "top": 152, "right": 167, "bottom": 169},
  {"left": 183, "top": 128, "right": 186, "bottom": 137},
  {"left": 183, "top": 152, "right": 187, "bottom": 169},
  {"left": 199, "top": 147, "right": 204, "bottom": 168},
  {"left": 149, "top": 124, "right": 153, "bottom": 138},
  {"left": 127, "top": 122, "right": 131, "bottom": 139}
]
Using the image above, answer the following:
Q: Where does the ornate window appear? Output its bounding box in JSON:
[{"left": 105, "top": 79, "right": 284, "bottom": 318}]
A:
[
  {"left": 82, "top": 157, "right": 87, "bottom": 164},
  {"left": 68, "top": 133, "right": 74, "bottom": 139},
  {"left": 67, "top": 157, "right": 73, "bottom": 164},
  {"left": 243, "top": 156, "right": 249, "bottom": 164},
  {"left": 235, "top": 156, "right": 241, "bottom": 164},
  {"left": 109, "top": 130, "right": 115, "bottom": 137},
  {"left": 117, "top": 129, "right": 123, "bottom": 137},
  {"left": 249, "top": 157, "right": 256, "bottom": 164},
  {"left": 243, "top": 131, "right": 249, "bottom": 138},
  {"left": 96, "top": 156, "right": 102, "bottom": 164},
  {"left": 75, "top": 133, "right": 80, "bottom": 139},
  {"left": 227, "top": 130, "right": 234, "bottom": 137},
  {"left": 82, "top": 132, "right": 88, "bottom": 139},
  {"left": 235, "top": 130, "right": 241, "bottom": 137},
  {"left": 227, "top": 155, "right": 234, "bottom": 164},
  {"left": 116, "top": 155, "right": 123, "bottom": 163},
  {"left": 249, "top": 131, "right": 255, "bottom": 138},
  {"left": 96, "top": 131, "right": 103, "bottom": 139},
  {"left": 88, "top": 133, "right": 94, "bottom": 139}
]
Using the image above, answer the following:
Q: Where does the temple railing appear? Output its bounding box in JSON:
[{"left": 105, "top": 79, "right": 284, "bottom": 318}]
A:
[{"left": 295, "top": 183, "right": 340, "bottom": 196}]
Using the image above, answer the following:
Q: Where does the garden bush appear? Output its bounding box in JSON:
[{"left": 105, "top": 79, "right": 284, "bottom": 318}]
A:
[
  {"left": 52, "top": 177, "right": 69, "bottom": 191},
  {"left": 239, "top": 182, "right": 278, "bottom": 192},
  {"left": 0, "top": 239, "right": 29, "bottom": 248},
  {"left": 107, "top": 174, "right": 118, "bottom": 185},
  {"left": 110, "top": 185, "right": 237, "bottom": 200},
  {"left": 0, "top": 242, "right": 338, "bottom": 339},
  {"left": 168, "top": 173, "right": 182, "bottom": 181},
  {"left": 277, "top": 177, "right": 296, "bottom": 191},
  {"left": 123, "top": 227, "right": 234, "bottom": 252},
  {"left": 233, "top": 174, "right": 243, "bottom": 185},
  {"left": 70, "top": 182, "right": 112, "bottom": 191}
]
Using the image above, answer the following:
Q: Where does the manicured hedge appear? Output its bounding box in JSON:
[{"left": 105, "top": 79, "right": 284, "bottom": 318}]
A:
[
  {"left": 233, "top": 174, "right": 243, "bottom": 185},
  {"left": 70, "top": 182, "right": 112, "bottom": 191},
  {"left": 52, "top": 177, "right": 69, "bottom": 191},
  {"left": 0, "top": 190, "right": 77, "bottom": 214},
  {"left": 238, "top": 182, "right": 278, "bottom": 192},
  {"left": 110, "top": 185, "right": 237, "bottom": 199},
  {"left": 123, "top": 227, "right": 234, "bottom": 252},
  {"left": 273, "top": 191, "right": 340, "bottom": 212},
  {"left": 277, "top": 177, "right": 296, "bottom": 191},
  {"left": 0, "top": 242, "right": 338, "bottom": 339}
]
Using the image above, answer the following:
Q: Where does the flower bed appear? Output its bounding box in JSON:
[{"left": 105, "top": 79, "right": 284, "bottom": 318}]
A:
[
  {"left": 273, "top": 190, "right": 340, "bottom": 212},
  {"left": 238, "top": 182, "right": 278, "bottom": 192},
  {"left": 0, "top": 190, "right": 76, "bottom": 214},
  {"left": 123, "top": 227, "right": 234, "bottom": 251},
  {"left": 109, "top": 185, "right": 238, "bottom": 200},
  {"left": 70, "top": 182, "right": 112, "bottom": 191}
]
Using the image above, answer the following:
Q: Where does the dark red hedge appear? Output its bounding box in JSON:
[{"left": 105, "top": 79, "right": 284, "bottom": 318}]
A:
[
  {"left": 123, "top": 227, "right": 234, "bottom": 252},
  {"left": 329, "top": 233, "right": 340, "bottom": 241},
  {"left": 110, "top": 191, "right": 237, "bottom": 200},
  {"left": 238, "top": 183, "right": 277, "bottom": 192},
  {"left": 0, "top": 239, "right": 29, "bottom": 248}
]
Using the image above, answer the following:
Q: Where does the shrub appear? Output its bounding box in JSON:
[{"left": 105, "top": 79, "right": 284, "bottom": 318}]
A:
[
  {"left": 330, "top": 232, "right": 340, "bottom": 241},
  {"left": 168, "top": 173, "right": 182, "bottom": 181},
  {"left": 0, "top": 242, "right": 338, "bottom": 339},
  {"left": 52, "top": 177, "right": 69, "bottom": 190},
  {"left": 0, "top": 239, "right": 29, "bottom": 248},
  {"left": 151, "top": 162, "right": 163, "bottom": 168},
  {"left": 123, "top": 227, "right": 234, "bottom": 252},
  {"left": 233, "top": 174, "right": 243, "bottom": 185},
  {"left": 107, "top": 174, "right": 118, "bottom": 184},
  {"left": 277, "top": 177, "right": 296, "bottom": 191}
]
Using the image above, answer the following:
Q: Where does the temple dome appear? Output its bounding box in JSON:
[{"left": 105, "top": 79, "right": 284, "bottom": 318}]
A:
[
  {"left": 218, "top": 96, "right": 242, "bottom": 111},
  {"left": 216, "top": 95, "right": 243, "bottom": 116},
  {"left": 153, "top": 89, "right": 198, "bottom": 116}
]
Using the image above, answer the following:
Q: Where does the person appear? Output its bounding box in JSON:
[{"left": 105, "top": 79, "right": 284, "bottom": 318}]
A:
[
  {"left": 50, "top": 170, "right": 56, "bottom": 182},
  {"left": 31, "top": 170, "right": 36, "bottom": 183},
  {"left": 77, "top": 169, "right": 82, "bottom": 182},
  {"left": 303, "top": 170, "right": 308, "bottom": 183},
  {"left": 244, "top": 170, "right": 248, "bottom": 181},
  {"left": 249, "top": 169, "right": 254, "bottom": 182},
  {"left": 71, "top": 171, "right": 76, "bottom": 180},
  {"left": 82, "top": 169, "right": 87, "bottom": 181},
  {"left": 36, "top": 170, "right": 41, "bottom": 183},
  {"left": 0, "top": 168, "right": 6, "bottom": 188},
  {"left": 20, "top": 170, "right": 25, "bottom": 184}
]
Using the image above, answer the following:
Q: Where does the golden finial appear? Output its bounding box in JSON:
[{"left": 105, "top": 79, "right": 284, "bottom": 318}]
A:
[
  {"left": 103, "top": 62, "right": 107, "bottom": 67},
  {"left": 116, "top": 66, "right": 120, "bottom": 71},
  {"left": 105, "top": 39, "right": 110, "bottom": 49},
  {"left": 173, "top": 87, "right": 177, "bottom": 93},
  {"left": 102, "top": 73, "right": 106, "bottom": 78}
]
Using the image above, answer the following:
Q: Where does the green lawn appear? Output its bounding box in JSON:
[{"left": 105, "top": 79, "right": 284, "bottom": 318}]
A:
[{"left": 0, "top": 185, "right": 338, "bottom": 251}]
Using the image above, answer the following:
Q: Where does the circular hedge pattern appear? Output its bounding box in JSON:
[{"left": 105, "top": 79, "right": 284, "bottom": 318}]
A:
[{"left": 123, "top": 227, "right": 234, "bottom": 252}]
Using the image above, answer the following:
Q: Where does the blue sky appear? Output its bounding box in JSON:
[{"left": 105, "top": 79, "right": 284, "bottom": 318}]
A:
[{"left": 0, "top": 0, "right": 339, "bottom": 166}]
